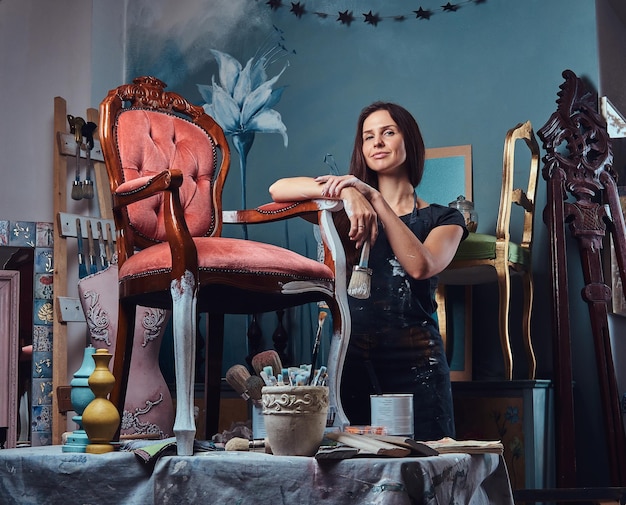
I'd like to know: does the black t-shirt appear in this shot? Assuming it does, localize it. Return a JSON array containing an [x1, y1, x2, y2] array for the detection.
[[349, 203, 467, 333]]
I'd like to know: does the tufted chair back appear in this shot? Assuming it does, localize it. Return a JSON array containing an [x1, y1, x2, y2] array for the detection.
[[101, 76, 230, 262], [116, 109, 218, 243]]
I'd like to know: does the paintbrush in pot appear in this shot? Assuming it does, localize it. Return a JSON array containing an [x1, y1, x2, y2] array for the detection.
[[347, 241, 372, 299], [306, 311, 328, 385], [251, 350, 283, 378], [245, 375, 266, 402], [225, 364, 252, 401]]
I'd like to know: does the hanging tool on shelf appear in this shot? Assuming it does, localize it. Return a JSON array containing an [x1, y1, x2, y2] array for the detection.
[[105, 222, 115, 265], [67, 115, 86, 200], [81, 121, 97, 200], [97, 221, 109, 269], [76, 218, 88, 279], [86, 220, 98, 275]]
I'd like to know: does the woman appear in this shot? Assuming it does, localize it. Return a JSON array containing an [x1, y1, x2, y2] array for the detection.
[[269, 101, 467, 440]]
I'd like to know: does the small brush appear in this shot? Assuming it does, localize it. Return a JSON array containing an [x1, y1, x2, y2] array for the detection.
[[251, 349, 283, 378], [311, 365, 327, 387], [81, 121, 97, 200], [347, 241, 372, 299], [225, 364, 252, 401], [68, 115, 85, 201], [245, 375, 266, 402], [306, 311, 327, 385]]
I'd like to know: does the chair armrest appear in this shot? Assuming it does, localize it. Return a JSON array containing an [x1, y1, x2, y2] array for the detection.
[[112, 168, 196, 279], [112, 169, 183, 209], [222, 200, 343, 225], [223, 199, 357, 272]]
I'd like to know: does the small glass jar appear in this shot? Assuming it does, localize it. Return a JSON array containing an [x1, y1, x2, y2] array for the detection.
[[449, 195, 478, 232]]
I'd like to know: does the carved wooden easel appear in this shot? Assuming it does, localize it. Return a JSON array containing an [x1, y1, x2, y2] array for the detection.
[[539, 69, 626, 488], [516, 69, 626, 505]]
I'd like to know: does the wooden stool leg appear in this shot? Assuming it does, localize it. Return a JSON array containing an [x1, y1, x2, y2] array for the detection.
[[495, 261, 513, 380]]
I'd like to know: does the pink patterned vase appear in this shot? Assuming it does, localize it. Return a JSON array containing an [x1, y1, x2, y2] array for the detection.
[[78, 265, 174, 439]]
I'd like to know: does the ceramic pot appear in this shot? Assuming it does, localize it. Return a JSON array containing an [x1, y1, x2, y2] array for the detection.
[[262, 385, 328, 456]]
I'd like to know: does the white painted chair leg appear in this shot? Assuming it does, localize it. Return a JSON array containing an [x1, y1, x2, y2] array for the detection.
[[317, 204, 352, 430], [326, 325, 350, 429], [170, 270, 197, 456]]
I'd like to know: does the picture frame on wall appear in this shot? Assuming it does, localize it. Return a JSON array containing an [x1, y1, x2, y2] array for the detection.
[[422, 145, 473, 381], [601, 97, 626, 315]]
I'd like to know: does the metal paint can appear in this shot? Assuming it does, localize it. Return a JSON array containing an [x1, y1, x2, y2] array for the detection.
[[252, 402, 266, 439], [370, 394, 414, 437]]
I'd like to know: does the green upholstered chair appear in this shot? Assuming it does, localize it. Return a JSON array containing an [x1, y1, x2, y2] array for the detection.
[[437, 121, 540, 380]]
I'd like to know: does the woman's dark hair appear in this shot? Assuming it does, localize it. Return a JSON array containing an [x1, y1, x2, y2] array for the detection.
[[348, 101, 425, 189]]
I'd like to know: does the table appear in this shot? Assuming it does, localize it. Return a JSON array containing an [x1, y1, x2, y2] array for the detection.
[[0, 445, 514, 504]]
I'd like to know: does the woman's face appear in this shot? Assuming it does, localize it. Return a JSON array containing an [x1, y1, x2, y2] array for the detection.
[[361, 109, 407, 176]]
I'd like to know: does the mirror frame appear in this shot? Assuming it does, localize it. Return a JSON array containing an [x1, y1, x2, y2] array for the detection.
[[0, 271, 19, 448]]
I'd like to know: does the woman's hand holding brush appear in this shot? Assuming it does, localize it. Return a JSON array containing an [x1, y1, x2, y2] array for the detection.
[[348, 241, 372, 299]]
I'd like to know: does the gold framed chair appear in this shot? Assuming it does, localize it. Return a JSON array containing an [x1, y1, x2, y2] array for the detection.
[[99, 76, 351, 455], [437, 121, 540, 380]]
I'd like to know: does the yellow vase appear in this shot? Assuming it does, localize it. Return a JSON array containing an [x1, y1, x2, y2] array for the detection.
[[82, 348, 120, 454]]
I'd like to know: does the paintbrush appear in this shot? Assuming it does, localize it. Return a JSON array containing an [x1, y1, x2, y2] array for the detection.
[[245, 375, 265, 402], [347, 241, 372, 299], [105, 223, 115, 264], [97, 222, 108, 269], [86, 220, 98, 274], [76, 219, 88, 279], [225, 364, 252, 401], [251, 350, 283, 378], [306, 311, 327, 385], [81, 121, 97, 200], [224, 437, 266, 451], [68, 115, 85, 200]]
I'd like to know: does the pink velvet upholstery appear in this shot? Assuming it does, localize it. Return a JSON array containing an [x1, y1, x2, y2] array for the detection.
[[119, 237, 333, 283], [116, 110, 217, 242]]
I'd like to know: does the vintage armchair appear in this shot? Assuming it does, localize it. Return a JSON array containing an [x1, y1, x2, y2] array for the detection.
[[436, 121, 540, 380], [98, 76, 351, 455]]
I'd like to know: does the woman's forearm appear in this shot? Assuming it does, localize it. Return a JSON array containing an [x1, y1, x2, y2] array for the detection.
[[368, 192, 462, 279], [270, 176, 378, 248], [268, 177, 325, 202]]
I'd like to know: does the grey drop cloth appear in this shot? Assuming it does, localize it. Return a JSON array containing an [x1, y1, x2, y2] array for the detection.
[[0, 445, 514, 505]]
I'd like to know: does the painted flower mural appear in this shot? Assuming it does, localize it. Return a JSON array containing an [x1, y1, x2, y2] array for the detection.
[[197, 34, 290, 238]]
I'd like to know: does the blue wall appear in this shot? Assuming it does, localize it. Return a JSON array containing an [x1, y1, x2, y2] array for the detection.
[[186, 0, 597, 380]]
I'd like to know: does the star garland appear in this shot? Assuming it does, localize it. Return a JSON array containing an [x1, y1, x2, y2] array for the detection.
[[261, 0, 486, 26]]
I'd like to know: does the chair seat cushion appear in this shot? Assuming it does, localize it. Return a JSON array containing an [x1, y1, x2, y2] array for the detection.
[[119, 236, 334, 283], [453, 232, 530, 265]]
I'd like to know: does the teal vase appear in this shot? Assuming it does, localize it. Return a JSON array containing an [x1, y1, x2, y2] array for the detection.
[[62, 345, 96, 453]]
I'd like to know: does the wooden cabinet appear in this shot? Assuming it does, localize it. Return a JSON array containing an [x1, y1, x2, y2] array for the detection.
[[453, 380, 554, 491]]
